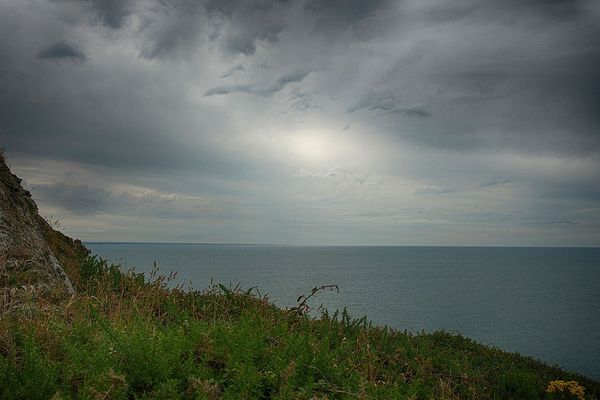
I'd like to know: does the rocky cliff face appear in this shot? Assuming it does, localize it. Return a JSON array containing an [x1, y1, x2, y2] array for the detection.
[[0, 152, 78, 312]]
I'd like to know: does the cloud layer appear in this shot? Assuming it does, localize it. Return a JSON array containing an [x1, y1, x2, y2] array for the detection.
[[1, 0, 599, 245]]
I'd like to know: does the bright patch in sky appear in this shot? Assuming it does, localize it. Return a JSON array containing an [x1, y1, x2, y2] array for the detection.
[[290, 133, 335, 163]]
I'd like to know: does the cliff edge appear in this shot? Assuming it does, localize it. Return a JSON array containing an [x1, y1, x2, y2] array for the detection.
[[0, 151, 86, 312]]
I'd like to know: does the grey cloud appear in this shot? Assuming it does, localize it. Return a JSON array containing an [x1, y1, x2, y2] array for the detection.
[[478, 179, 511, 188], [415, 0, 587, 25], [276, 71, 310, 86], [0, 67, 30, 79], [374, 4, 600, 155], [220, 63, 245, 78], [96, 0, 388, 59], [433, 69, 511, 104], [347, 92, 399, 113], [30, 182, 216, 218], [220, 20, 284, 56], [498, 0, 587, 21], [385, 106, 431, 118], [204, 0, 284, 17], [286, 88, 318, 111], [134, 0, 285, 59], [536, 180, 600, 203], [415, 187, 456, 195], [209, 0, 288, 56], [204, 71, 309, 97], [37, 41, 86, 62], [348, 92, 431, 117], [32, 183, 110, 213], [90, 0, 133, 29], [416, 179, 512, 195], [203, 83, 253, 97], [137, 1, 206, 59], [48, 0, 132, 29], [295, 167, 382, 187], [0, 68, 259, 179], [304, 0, 389, 27]]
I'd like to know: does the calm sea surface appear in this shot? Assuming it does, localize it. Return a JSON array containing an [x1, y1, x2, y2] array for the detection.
[[86, 243, 600, 379]]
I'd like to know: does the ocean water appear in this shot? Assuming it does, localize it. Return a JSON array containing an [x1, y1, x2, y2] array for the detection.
[[86, 243, 600, 380]]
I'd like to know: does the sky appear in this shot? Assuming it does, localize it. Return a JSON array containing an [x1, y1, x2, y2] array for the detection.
[[1, 0, 599, 246]]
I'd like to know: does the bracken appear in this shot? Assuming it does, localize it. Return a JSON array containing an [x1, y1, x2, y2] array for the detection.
[[546, 380, 586, 400]]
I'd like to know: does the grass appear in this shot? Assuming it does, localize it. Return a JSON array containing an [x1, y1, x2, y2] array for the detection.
[[1, 253, 598, 399]]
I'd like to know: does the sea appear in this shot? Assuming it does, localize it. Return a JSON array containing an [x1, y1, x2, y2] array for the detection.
[[86, 243, 600, 380]]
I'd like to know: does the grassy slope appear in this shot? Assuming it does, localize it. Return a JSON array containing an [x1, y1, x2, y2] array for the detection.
[[0, 254, 598, 400]]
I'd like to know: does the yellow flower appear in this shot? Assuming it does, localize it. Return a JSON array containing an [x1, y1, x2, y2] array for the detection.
[[546, 380, 585, 400]]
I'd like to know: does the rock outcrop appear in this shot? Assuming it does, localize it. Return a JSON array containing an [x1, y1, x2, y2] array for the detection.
[[0, 152, 76, 312]]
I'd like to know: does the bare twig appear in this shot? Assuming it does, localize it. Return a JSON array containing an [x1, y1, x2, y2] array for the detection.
[[293, 284, 339, 315]]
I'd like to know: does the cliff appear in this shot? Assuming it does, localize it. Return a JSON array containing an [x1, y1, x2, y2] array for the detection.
[[0, 151, 86, 312]]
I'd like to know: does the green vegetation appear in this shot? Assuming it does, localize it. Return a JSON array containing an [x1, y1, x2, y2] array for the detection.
[[1, 255, 598, 399]]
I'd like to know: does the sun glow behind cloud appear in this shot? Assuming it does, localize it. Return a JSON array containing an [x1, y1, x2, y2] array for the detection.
[[290, 132, 334, 163], [283, 126, 370, 168]]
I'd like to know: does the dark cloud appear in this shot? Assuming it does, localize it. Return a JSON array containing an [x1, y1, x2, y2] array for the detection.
[[304, 0, 389, 27], [31, 182, 112, 213], [207, 0, 288, 56], [0, 71, 257, 178], [37, 41, 86, 62], [385, 106, 431, 118], [204, 71, 310, 97], [137, 1, 206, 59], [127, 0, 388, 59], [220, 22, 283, 55], [415, 187, 456, 195], [367, 2, 600, 155], [478, 179, 511, 188], [134, 0, 288, 59], [30, 182, 215, 218], [90, 0, 133, 29], [415, 0, 587, 25], [348, 92, 431, 117], [52, 0, 133, 29], [204, 0, 284, 17]]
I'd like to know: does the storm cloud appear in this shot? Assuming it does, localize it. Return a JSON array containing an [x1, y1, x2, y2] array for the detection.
[[37, 41, 86, 62], [0, 0, 598, 245]]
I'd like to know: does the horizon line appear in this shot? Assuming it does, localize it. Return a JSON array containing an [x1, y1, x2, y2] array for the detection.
[[84, 241, 600, 249]]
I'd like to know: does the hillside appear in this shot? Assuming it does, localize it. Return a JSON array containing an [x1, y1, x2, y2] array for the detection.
[[0, 151, 83, 312]]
